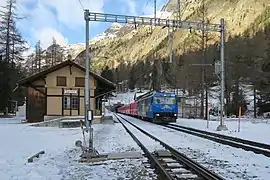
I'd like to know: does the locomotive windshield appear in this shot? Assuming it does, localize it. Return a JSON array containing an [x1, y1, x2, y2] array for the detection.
[[153, 96, 176, 104]]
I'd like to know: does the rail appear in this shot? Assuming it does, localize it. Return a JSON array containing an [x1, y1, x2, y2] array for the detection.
[[164, 124, 270, 157], [114, 113, 224, 180], [113, 113, 174, 180]]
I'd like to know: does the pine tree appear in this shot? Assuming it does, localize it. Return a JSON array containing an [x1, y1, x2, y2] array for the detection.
[[128, 66, 136, 90], [258, 23, 270, 114], [35, 40, 42, 72], [0, 0, 27, 63], [0, 0, 27, 113], [191, 0, 216, 119], [134, 61, 146, 90], [152, 60, 159, 90], [45, 37, 64, 67], [101, 66, 114, 83], [24, 53, 36, 74], [51, 37, 57, 66], [228, 88, 247, 116]]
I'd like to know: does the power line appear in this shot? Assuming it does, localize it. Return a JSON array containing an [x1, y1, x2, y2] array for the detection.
[[142, 0, 151, 15], [77, 0, 85, 10], [143, 0, 170, 19], [154, 0, 156, 25], [159, 0, 170, 19]]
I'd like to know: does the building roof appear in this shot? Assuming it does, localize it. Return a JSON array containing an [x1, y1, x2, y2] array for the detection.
[[17, 60, 116, 90]]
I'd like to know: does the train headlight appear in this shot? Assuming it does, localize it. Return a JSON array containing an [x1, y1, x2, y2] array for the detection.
[[174, 114, 177, 116], [156, 114, 160, 116]]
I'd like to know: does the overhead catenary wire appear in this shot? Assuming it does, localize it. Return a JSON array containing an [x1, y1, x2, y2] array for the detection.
[[158, 0, 170, 19], [142, 0, 151, 15], [77, 0, 85, 11]]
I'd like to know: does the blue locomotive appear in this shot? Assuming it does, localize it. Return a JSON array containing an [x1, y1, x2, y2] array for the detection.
[[118, 90, 178, 123]]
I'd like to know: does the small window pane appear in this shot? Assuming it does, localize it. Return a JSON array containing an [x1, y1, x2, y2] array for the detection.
[[63, 96, 70, 109], [71, 97, 79, 109], [63, 96, 79, 109], [75, 77, 84, 87], [57, 76, 66, 86], [153, 97, 176, 104]]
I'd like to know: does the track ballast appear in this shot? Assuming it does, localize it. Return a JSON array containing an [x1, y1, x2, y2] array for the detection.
[[162, 123, 270, 158], [114, 113, 224, 180]]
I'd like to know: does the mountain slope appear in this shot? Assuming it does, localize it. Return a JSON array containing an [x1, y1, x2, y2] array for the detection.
[[33, 0, 269, 73], [71, 0, 269, 72]]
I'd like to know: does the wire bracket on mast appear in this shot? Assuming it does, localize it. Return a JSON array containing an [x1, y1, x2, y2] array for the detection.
[[87, 12, 221, 32]]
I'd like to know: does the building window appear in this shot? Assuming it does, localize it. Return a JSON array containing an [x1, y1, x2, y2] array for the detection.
[[63, 96, 79, 109], [75, 77, 85, 87], [57, 76, 67, 86], [63, 96, 70, 109], [71, 97, 79, 109]]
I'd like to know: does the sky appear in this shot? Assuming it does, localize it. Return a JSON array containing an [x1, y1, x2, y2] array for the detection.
[[0, 0, 168, 52]]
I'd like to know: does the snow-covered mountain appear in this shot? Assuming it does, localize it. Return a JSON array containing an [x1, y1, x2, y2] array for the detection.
[[57, 22, 130, 59], [23, 23, 127, 71], [89, 23, 122, 45]]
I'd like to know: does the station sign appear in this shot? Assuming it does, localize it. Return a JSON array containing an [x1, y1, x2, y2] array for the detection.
[[64, 89, 78, 94]]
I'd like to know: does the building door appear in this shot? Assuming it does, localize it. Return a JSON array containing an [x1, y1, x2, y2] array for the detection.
[[63, 94, 80, 116], [27, 87, 46, 123]]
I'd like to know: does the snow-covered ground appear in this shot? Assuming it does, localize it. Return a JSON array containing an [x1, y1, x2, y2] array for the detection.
[[118, 114, 270, 180], [0, 116, 153, 180], [175, 118, 270, 145], [2, 113, 270, 179], [2, 89, 270, 180]]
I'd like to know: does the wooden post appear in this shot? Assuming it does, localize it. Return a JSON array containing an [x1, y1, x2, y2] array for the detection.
[[238, 106, 241, 132], [5, 107, 8, 115], [206, 104, 210, 128]]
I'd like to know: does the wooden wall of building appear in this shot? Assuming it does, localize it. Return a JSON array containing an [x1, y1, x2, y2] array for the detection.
[[26, 87, 46, 123]]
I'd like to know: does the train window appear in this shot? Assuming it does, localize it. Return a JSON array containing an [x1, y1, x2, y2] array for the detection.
[[153, 97, 176, 104]]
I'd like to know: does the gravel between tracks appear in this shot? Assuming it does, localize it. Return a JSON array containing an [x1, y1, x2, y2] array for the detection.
[[119, 114, 270, 180]]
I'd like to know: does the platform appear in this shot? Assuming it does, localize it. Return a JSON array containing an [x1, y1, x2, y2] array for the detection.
[[78, 151, 143, 163], [60, 119, 82, 128], [102, 115, 115, 124], [31, 116, 105, 128]]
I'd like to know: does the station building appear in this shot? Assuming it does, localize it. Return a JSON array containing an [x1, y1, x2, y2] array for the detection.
[[17, 60, 115, 123]]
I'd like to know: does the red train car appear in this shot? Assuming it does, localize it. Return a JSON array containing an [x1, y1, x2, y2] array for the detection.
[[118, 104, 130, 115], [118, 101, 138, 117], [130, 101, 138, 116]]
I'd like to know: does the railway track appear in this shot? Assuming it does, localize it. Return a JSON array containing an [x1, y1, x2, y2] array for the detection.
[[114, 113, 224, 180], [163, 123, 270, 157]]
